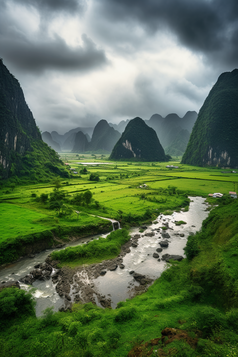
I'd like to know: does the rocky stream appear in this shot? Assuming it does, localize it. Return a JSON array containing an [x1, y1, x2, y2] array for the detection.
[[0, 197, 209, 316]]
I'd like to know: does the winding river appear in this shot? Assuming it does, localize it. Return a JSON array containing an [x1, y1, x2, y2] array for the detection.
[[0, 197, 209, 316]]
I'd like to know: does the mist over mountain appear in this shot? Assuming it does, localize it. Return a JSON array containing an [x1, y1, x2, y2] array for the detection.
[[42, 131, 61, 152], [110, 117, 166, 161], [109, 111, 197, 156], [88, 119, 121, 152], [50, 127, 93, 151], [0, 60, 68, 180], [72, 131, 89, 153], [182, 69, 238, 168]]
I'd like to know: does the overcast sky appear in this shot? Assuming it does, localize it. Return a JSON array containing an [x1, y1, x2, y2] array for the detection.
[[1, 0, 237, 133]]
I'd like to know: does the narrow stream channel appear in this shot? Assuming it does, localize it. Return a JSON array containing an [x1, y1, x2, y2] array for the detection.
[[0, 197, 209, 316]]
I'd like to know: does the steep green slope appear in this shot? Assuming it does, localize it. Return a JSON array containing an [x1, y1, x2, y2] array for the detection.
[[110, 117, 166, 161], [182, 69, 238, 167], [0, 60, 68, 181]]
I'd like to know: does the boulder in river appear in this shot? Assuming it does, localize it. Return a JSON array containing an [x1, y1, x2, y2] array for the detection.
[[0, 281, 20, 291], [156, 248, 163, 253], [153, 253, 160, 258], [145, 232, 155, 237], [162, 232, 170, 238], [109, 264, 118, 271], [159, 240, 169, 248], [162, 254, 184, 262], [131, 242, 138, 248]]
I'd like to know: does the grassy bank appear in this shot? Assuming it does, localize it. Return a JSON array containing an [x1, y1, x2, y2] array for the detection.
[[51, 229, 130, 268], [1, 198, 238, 356]]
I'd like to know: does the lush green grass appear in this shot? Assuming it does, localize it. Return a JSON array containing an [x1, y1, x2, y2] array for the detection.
[[1, 159, 237, 263], [1, 199, 238, 356], [0, 203, 53, 242], [51, 229, 130, 268]]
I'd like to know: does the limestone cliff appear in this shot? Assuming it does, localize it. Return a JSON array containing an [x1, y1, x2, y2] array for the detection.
[[182, 69, 238, 167], [0, 60, 68, 180]]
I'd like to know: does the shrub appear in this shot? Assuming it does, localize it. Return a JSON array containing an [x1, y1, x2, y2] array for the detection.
[[192, 306, 227, 336], [184, 234, 200, 261], [0, 288, 35, 323], [114, 307, 137, 323]]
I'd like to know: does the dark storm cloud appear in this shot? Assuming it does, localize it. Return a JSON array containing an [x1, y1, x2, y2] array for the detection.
[[95, 0, 238, 66], [0, 27, 109, 73], [8, 0, 86, 15]]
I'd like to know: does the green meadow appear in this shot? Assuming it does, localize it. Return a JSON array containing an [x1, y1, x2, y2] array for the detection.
[[1, 155, 238, 263]]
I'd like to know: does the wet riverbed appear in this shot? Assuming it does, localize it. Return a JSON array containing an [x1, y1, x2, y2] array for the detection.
[[0, 197, 209, 316]]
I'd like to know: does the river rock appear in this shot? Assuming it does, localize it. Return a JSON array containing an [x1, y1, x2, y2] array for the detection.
[[129, 270, 135, 275], [119, 264, 125, 269], [109, 264, 118, 271], [162, 232, 170, 238], [159, 240, 169, 248], [180, 233, 185, 237], [156, 248, 163, 253], [32, 269, 42, 278], [41, 270, 51, 279], [0, 281, 20, 291], [133, 272, 146, 282], [65, 293, 71, 301], [145, 232, 155, 237], [162, 254, 184, 262], [100, 270, 107, 276], [132, 242, 138, 248], [140, 226, 147, 230], [20, 274, 34, 285], [153, 253, 159, 258]]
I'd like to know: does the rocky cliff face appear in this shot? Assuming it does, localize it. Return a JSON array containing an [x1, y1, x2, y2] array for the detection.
[[0, 60, 41, 178], [110, 117, 166, 161], [182, 69, 238, 168], [0, 60, 68, 180]]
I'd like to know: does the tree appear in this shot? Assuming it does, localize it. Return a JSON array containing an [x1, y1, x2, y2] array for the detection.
[[83, 190, 93, 206], [80, 167, 88, 174], [40, 193, 48, 204], [89, 173, 99, 181], [51, 177, 62, 190]]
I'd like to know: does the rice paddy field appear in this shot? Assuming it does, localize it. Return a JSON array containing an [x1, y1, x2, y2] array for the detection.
[[1, 153, 238, 244]]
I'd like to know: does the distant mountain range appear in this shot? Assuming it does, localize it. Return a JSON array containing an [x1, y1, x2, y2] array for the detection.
[[43, 111, 197, 157], [182, 69, 238, 168]]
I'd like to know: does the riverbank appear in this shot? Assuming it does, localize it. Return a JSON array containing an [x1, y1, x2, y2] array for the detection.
[[4, 196, 209, 315], [1, 197, 238, 356], [0, 218, 113, 267]]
